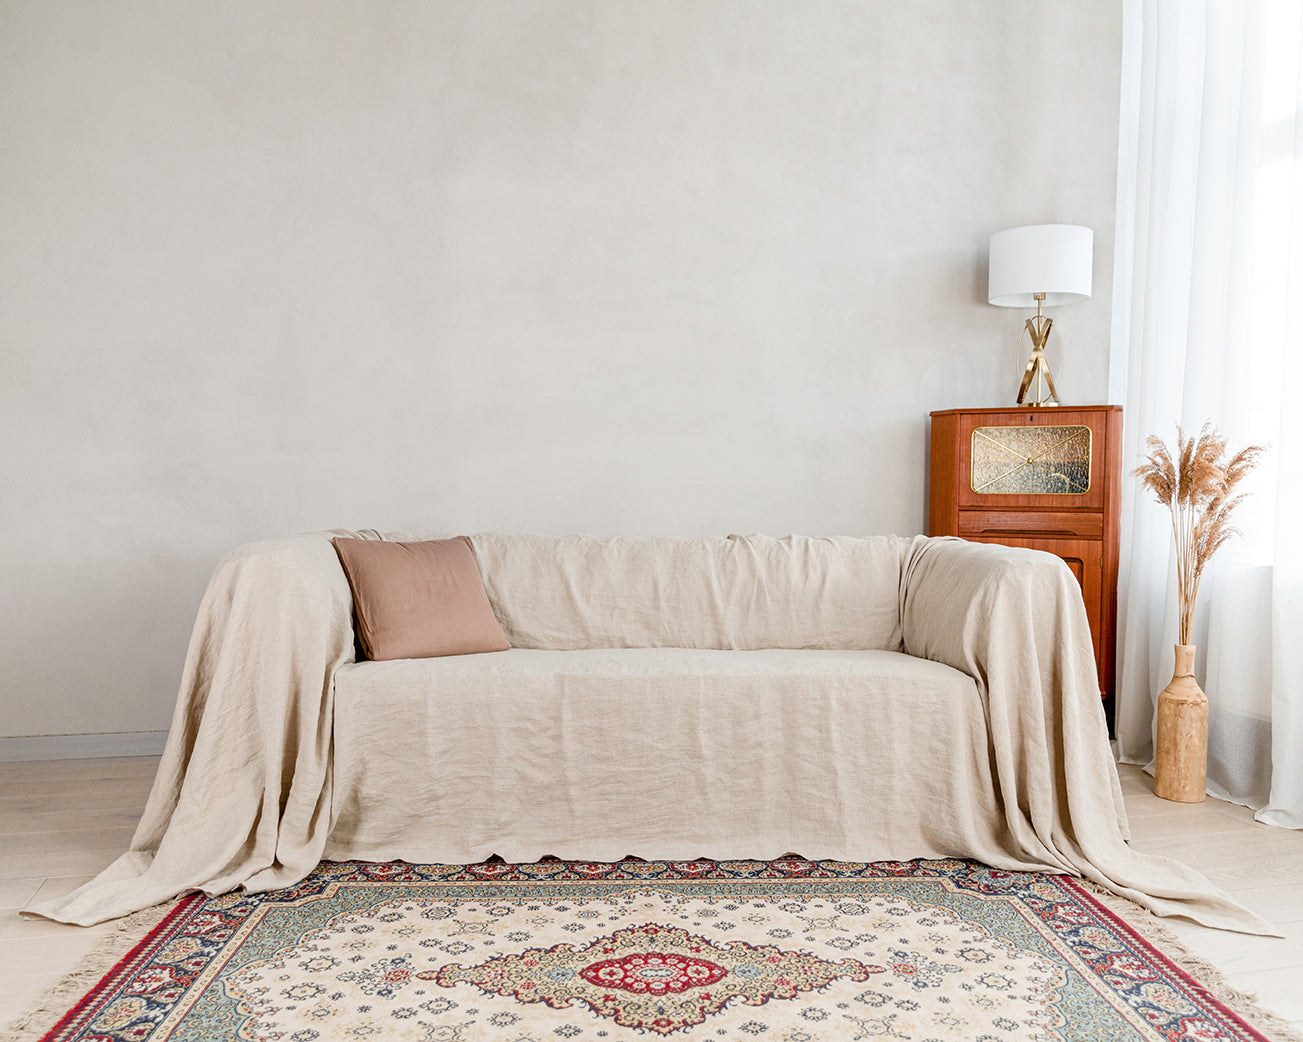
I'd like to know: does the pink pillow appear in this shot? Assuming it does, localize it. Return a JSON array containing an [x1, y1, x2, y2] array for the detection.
[[331, 537, 510, 660]]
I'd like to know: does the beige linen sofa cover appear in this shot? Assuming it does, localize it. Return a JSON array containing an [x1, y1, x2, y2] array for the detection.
[[26, 532, 1274, 934]]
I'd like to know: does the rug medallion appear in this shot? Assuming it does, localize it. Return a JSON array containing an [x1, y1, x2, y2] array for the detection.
[[32, 858, 1276, 1041]]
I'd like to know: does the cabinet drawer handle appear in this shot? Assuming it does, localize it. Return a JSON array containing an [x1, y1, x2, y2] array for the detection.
[[980, 528, 1077, 537]]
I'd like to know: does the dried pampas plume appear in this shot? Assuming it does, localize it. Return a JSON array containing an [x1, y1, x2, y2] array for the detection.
[[1133, 423, 1263, 645]]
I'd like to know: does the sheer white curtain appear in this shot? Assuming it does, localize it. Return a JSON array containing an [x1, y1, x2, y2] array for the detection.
[[1112, 0, 1303, 827]]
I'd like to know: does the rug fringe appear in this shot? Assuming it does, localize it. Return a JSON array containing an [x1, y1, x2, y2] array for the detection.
[[1080, 882, 1303, 1042], [0, 902, 176, 1042]]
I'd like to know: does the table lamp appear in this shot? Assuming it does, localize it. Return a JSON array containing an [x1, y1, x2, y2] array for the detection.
[[988, 224, 1093, 406]]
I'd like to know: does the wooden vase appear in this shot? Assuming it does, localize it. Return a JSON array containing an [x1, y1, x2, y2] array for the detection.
[[1154, 644, 1209, 803]]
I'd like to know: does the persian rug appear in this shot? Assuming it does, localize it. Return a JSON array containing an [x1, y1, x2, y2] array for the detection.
[[6, 858, 1298, 1042]]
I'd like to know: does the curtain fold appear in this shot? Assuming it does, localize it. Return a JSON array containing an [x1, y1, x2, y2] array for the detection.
[[1112, 0, 1302, 827]]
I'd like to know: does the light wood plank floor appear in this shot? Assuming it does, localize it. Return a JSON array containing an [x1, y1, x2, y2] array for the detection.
[[1, 758, 1301, 1033]]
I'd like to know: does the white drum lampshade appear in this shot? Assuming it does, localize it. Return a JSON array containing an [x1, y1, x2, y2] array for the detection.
[[987, 224, 1093, 405], [988, 224, 1093, 306]]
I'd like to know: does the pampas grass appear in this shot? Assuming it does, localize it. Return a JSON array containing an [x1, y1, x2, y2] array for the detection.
[[1134, 423, 1263, 645]]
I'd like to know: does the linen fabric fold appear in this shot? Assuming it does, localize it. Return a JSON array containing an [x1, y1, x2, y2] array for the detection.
[[24, 531, 1275, 936], [898, 538, 1274, 934], [24, 533, 357, 927]]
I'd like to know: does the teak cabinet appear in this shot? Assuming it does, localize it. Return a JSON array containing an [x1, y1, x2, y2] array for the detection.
[[928, 405, 1123, 700]]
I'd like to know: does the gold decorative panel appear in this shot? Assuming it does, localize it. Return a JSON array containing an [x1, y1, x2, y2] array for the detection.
[[970, 425, 1092, 495]]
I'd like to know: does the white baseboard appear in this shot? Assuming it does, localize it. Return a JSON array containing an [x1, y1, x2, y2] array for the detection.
[[0, 731, 169, 762]]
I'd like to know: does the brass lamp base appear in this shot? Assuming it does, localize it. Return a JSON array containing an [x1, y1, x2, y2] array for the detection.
[[1016, 293, 1059, 406]]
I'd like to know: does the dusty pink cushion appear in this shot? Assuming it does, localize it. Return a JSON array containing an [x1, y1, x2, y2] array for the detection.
[[331, 537, 510, 660]]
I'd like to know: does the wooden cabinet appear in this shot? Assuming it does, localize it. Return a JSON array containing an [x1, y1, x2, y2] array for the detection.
[[928, 405, 1123, 700]]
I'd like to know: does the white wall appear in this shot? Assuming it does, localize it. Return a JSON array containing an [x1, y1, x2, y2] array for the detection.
[[0, 1, 1122, 750]]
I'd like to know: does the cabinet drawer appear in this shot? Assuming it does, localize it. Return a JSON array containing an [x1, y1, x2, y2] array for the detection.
[[958, 510, 1103, 538]]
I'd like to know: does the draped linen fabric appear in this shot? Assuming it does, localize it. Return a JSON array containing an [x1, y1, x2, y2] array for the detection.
[[472, 532, 905, 652], [1112, 0, 1303, 826], [24, 531, 1272, 935], [327, 647, 995, 864]]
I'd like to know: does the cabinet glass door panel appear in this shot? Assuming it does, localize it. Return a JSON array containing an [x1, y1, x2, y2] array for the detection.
[[969, 424, 1092, 495]]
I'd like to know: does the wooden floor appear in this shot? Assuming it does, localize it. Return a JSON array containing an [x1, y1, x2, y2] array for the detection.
[[1, 758, 1302, 1034]]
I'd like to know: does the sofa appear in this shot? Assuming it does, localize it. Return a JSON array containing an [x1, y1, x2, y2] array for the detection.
[[27, 531, 1271, 934]]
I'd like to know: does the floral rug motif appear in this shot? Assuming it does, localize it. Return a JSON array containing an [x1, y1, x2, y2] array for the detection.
[[28, 858, 1280, 1041], [423, 917, 880, 1034]]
